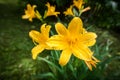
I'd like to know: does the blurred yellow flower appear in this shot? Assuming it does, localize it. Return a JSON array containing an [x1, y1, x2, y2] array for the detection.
[[47, 17, 98, 68], [64, 5, 74, 16], [29, 24, 51, 59], [44, 2, 60, 18], [73, 0, 84, 10], [22, 4, 36, 22]]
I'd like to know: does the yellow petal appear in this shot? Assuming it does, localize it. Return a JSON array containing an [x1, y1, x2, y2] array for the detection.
[[27, 4, 36, 10], [85, 56, 100, 70], [54, 12, 60, 17], [32, 45, 45, 59], [85, 61, 92, 71], [85, 39, 96, 47], [59, 49, 72, 66], [83, 32, 97, 40], [90, 61, 97, 68], [41, 24, 51, 38], [92, 56, 100, 62], [47, 35, 67, 50], [72, 44, 92, 61], [35, 10, 42, 19], [82, 32, 97, 46], [32, 5, 37, 9], [46, 2, 50, 8], [29, 17, 33, 22], [68, 17, 83, 35], [27, 4, 32, 10], [78, 44, 93, 56], [55, 23, 68, 36], [22, 15, 29, 19], [29, 30, 43, 43], [82, 28, 87, 34]]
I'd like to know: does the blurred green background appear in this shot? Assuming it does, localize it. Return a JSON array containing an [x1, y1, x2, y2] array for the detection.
[[0, 0, 120, 80]]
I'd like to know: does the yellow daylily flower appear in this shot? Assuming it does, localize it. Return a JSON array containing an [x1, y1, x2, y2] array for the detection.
[[22, 4, 36, 22], [29, 24, 51, 59], [63, 5, 74, 16], [47, 17, 98, 69], [43, 2, 60, 18], [73, 0, 84, 10]]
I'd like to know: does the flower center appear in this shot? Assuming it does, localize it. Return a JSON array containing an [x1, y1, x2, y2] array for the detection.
[[67, 38, 78, 47]]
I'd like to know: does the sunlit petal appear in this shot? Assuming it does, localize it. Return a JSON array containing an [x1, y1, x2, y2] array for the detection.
[[47, 35, 67, 50], [72, 44, 92, 61], [41, 24, 51, 38], [22, 15, 29, 19], [59, 49, 72, 66], [83, 32, 97, 40], [92, 56, 100, 62], [29, 17, 33, 22], [46, 2, 50, 8], [81, 32, 97, 46], [32, 45, 45, 59], [85, 61, 92, 70], [27, 4, 31, 10], [55, 23, 68, 36], [68, 17, 83, 35], [78, 44, 93, 56], [85, 39, 96, 46], [29, 30, 42, 43], [32, 5, 37, 9]]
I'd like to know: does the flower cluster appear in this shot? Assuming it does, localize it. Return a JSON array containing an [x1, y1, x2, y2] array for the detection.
[[22, 0, 99, 70]]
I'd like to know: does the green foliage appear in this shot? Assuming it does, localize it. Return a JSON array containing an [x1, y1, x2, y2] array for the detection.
[[85, 0, 120, 29]]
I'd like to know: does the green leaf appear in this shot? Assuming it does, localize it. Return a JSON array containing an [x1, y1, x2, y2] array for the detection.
[[33, 72, 56, 79], [37, 57, 62, 73]]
